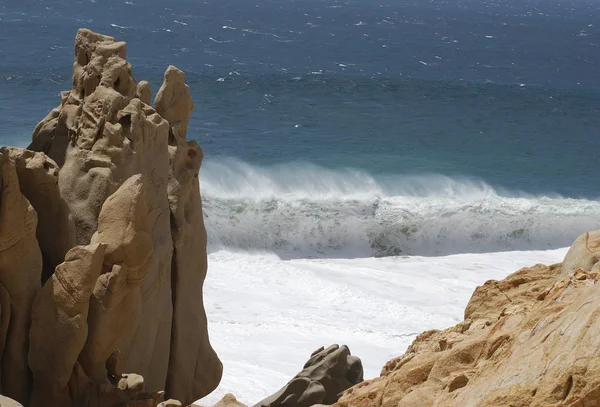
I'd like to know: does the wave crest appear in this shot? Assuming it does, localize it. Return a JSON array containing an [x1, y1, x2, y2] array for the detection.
[[201, 158, 600, 258]]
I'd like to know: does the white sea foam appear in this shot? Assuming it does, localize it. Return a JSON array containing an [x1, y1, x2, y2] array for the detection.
[[199, 247, 568, 406], [201, 158, 600, 258]]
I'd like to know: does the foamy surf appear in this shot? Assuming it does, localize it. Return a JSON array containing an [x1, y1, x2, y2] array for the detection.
[[199, 247, 568, 406], [201, 158, 600, 258]]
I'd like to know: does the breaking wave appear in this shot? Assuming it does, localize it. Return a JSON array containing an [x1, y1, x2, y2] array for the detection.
[[201, 158, 600, 258]]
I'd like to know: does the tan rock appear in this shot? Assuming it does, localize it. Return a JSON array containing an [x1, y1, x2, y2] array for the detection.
[[212, 393, 248, 407], [1, 27, 222, 405], [136, 81, 152, 105], [1, 147, 76, 282], [30, 28, 175, 394], [0, 395, 24, 407], [562, 230, 600, 276], [334, 241, 600, 407], [0, 151, 42, 403], [79, 174, 154, 383], [157, 66, 222, 403], [28, 243, 105, 407]]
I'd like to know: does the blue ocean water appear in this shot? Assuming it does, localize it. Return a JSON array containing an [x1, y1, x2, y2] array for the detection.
[[1, 0, 599, 256]]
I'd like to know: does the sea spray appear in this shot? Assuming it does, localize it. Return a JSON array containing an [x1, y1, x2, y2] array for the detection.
[[201, 158, 600, 258]]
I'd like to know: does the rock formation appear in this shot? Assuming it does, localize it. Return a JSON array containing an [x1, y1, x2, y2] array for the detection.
[[331, 231, 600, 407], [254, 345, 364, 407], [0, 28, 221, 406]]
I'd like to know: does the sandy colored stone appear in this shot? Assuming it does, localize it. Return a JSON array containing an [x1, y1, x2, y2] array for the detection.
[[0, 395, 24, 407], [0, 151, 42, 404], [157, 66, 222, 403], [1, 147, 76, 282], [28, 243, 105, 407], [562, 230, 600, 276], [211, 394, 248, 407], [79, 174, 154, 383], [254, 345, 363, 407], [136, 81, 152, 105], [334, 239, 600, 407], [29, 28, 175, 394], [0, 28, 222, 405]]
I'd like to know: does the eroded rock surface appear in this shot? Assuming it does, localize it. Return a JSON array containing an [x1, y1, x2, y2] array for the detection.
[[333, 233, 600, 407], [254, 345, 363, 407], [0, 150, 41, 403], [0, 28, 220, 406]]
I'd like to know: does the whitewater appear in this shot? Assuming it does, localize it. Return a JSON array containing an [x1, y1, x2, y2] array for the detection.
[[198, 158, 596, 406]]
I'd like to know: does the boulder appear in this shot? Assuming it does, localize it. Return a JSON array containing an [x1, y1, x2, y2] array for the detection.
[[562, 230, 600, 276], [0, 395, 24, 407], [254, 345, 363, 407], [212, 393, 248, 407]]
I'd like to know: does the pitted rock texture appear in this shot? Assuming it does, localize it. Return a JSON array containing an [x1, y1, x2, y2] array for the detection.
[[332, 232, 600, 407], [0, 28, 221, 406]]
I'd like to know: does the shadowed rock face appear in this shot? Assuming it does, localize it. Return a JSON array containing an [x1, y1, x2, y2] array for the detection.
[[254, 345, 364, 407], [0, 28, 221, 406], [331, 231, 600, 407]]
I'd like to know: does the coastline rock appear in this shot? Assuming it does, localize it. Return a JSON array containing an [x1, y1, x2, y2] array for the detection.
[[158, 66, 222, 402], [0, 395, 24, 407], [333, 238, 600, 407], [213, 394, 248, 407], [0, 28, 220, 406], [28, 243, 105, 407], [0, 151, 42, 403], [1, 147, 76, 282], [254, 345, 363, 407], [79, 174, 154, 384], [562, 230, 600, 276]]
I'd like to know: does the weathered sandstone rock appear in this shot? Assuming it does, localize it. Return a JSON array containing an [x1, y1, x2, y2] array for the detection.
[[562, 230, 600, 276], [333, 239, 600, 407], [28, 243, 105, 407], [0, 27, 221, 406], [157, 65, 222, 402], [254, 345, 363, 407], [1, 147, 76, 282], [212, 394, 248, 407], [0, 151, 42, 403], [0, 395, 24, 407]]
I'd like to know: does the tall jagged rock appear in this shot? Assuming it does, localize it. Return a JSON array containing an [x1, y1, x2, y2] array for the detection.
[[0, 28, 221, 406], [155, 66, 222, 402], [1, 147, 76, 282], [0, 151, 42, 403], [28, 243, 105, 407], [27, 28, 185, 398], [79, 174, 154, 384], [332, 233, 600, 407]]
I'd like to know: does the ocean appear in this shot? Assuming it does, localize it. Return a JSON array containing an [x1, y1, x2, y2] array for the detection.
[[0, 0, 599, 403]]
